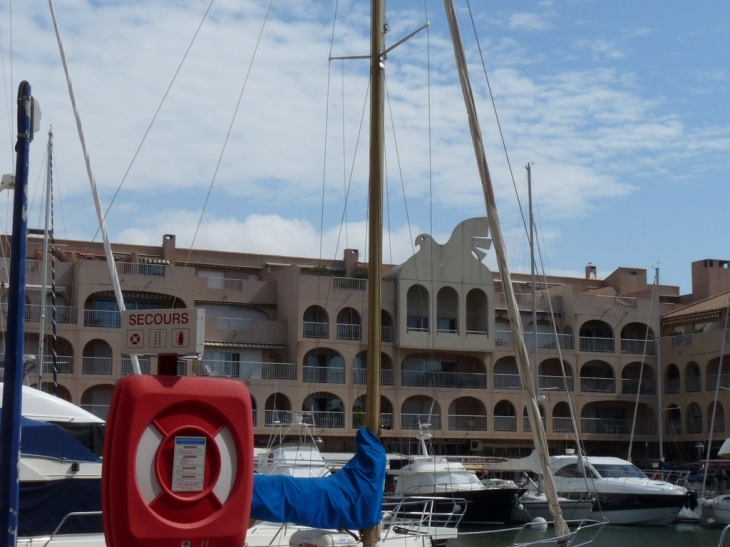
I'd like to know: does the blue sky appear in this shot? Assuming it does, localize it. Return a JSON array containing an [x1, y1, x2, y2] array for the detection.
[[0, 0, 728, 295]]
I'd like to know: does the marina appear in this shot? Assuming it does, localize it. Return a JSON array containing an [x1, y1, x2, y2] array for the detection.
[[0, 2, 729, 546]]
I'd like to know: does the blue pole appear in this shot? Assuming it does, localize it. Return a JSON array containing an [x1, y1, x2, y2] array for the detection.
[[0, 81, 34, 547]]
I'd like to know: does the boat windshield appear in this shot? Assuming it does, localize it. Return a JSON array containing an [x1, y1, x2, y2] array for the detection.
[[592, 463, 647, 479]]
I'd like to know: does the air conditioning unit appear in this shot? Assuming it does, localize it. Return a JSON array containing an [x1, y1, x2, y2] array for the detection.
[[469, 439, 483, 452]]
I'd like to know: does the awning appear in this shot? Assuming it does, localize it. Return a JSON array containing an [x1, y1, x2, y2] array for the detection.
[[204, 341, 286, 350], [663, 312, 721, 326], [195, 299, 276, 309]]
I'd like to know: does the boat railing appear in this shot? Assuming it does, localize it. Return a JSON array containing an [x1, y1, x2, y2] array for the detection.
[[719, 523, 730, 547], [510, 519, 607, 547], [381, 496, 464, 539], [43, 510, 103, 541]]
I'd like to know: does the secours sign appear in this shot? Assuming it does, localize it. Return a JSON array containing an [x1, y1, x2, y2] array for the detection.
[[121, 308, 205, 355]]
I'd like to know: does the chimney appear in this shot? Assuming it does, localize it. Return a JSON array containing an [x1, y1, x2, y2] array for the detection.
[[163, 234, 176, 263], [344, 249, 359, 277], [586, 264, 597, 280]]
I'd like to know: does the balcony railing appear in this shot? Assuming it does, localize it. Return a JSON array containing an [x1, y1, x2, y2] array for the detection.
[[116, 261, 166, 277], [538, 375, 574, 391], [336, 323, 362, 341], [406, 316, 428, 333], [665, 378, 680, 394], [686, 376, 702, 392], [382, 326, 394, 343], [121, 357, 152, 375], [494, 331, 574, 350], [621, 338, 655, 355], [353, 412, 394, 429], [494, 416, 517, 432], [194, 361, 299, 380], [524, 331, 573, 350], [552, 417, 575, 433], [8, 304, 77, 323], [303, 366, 345, 384], [687, 418, 703, 434], [401, 414, 441, 430], [41, 356, 74, 374], [522, 416, 546, 432], [493, 373, 522, 390], [448, 414, 487, 431], [84, 310, 121, 328], [713, 416, 726, 433], [216, 317, 253, 331], [621, 378, 656, 395], [333, 277, 366, 291], [580, 418, 656, 435], [352, 368, 394, 385], [580, 377, 615, 393], [707, 374, 730, 391], [401, 370, 486, 389], [82, 356, 113, 375], [198, 361, 239, 377], [670, 334, 692, 347], [264, 410, 292, 426], [303, 321, 328, 339], [308, 411, 345, 429], [579, 336, 614, 353], [204, 277, 245, 290], [665, 419, 681, 435]]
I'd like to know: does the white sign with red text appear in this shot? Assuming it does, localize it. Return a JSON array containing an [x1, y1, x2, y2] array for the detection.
[[121, 308, 205, 355]]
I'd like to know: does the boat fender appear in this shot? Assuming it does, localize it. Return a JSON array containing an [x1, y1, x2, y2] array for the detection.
[[530, 517, 548, 531]]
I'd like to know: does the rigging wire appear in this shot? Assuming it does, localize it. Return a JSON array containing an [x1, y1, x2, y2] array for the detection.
[[174, 0, 274, 303], [90, 0, 216, 249]]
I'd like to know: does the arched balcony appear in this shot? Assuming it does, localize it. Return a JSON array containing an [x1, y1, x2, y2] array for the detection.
[[303, 349, 345, 384], [303, 392, 345, 429], [436, 287, 458, 334], [265, 393, 292, 426], [465, 288, 488, 335], [493, 400, 516, 432], [620, 322, 655, 355], [665, 364, 680, 394], [621, 362, 656, 395], [401, 396, 440, 430], [685, 362, 701, 392], [353, 395, 394, 430], [406, 285, 429, 333], [82, 340, 113, 376], [353, 352, 394, 385], [448, 397, 487, 431], [579, 320, 614, 353], [303, 305, 329, 339], [580, 360, 615, 393], [336, 307, 361, 341]]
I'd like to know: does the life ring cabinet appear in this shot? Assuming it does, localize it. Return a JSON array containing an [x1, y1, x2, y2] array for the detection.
[[102, 374, 253, 547]]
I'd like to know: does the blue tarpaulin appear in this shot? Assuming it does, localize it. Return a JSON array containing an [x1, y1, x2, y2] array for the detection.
[[0, 409, 99, 462], [251, 428, 385, 529]]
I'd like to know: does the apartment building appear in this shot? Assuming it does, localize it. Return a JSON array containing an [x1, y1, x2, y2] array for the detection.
[[3, 218, 728, 464]]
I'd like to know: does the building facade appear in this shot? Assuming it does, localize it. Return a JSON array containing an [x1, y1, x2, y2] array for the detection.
[[3, 219, 729, 464]]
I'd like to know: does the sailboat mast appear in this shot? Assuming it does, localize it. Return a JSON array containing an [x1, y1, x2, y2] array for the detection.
[[37, 130, 53, 389], [528, 164, 539, 396], [363, 1, 385, 545], [655, 267, 664, 462], [442, 1, 569, 536]]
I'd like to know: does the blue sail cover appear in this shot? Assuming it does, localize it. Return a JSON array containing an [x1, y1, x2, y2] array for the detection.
[[0, 410, 99, 462], [251, 428, 385, 529]]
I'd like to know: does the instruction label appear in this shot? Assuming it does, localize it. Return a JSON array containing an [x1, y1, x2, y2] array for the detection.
[[172, 436, 206, 492]]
